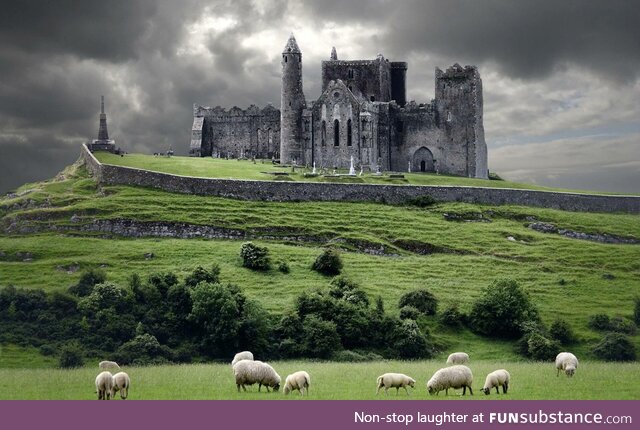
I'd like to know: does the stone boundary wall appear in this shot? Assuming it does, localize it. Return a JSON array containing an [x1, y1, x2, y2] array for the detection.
[[80, 145, 640, 213]]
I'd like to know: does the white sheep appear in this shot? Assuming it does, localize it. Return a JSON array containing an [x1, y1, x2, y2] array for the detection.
[[482, 369, 510, 395], [98, 360, 120, 371], [95, 371, 113, 400], [231, 351, 254, 366], [233, 360, 281, 392], [446, 352, 470, 365], [283, 371, 310, 396], [376, 373, 416, 396], [556, 352, 579, 377], [427, 365, 473, 396], [110, 371, 130, 399]]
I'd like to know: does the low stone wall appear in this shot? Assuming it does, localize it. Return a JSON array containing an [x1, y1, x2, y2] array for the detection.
[[80, 145, 640, 213]]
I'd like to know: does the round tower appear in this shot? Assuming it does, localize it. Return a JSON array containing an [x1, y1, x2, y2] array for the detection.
[[280, 33, 306, 164]]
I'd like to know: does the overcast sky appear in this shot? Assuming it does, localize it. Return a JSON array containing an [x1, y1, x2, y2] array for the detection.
[[1, 0, 639, 193]]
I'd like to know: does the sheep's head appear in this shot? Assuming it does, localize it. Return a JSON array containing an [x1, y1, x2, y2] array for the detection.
[[273, 382, 281, 391], [565, 367, 575, 377], [283, 385, 290, 395], [427, 384, 436, 395], [408, 378, 416, 388], [482, 387, 491, 395]]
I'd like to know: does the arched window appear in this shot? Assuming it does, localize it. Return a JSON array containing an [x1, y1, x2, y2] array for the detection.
[[284, 56, 288, 63], [347, 119, 352, 146], [321, 121, 326, 146], [370, 96, 375, 102], [447, 111, 452, 122], [348, 69, 354, 79], [334, 119, 340, 146]]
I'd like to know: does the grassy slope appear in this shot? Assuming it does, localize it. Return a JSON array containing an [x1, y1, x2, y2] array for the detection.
[[0, 360, 638, 400], [94, 152, 635, 195], [0, 162, 639, 363]]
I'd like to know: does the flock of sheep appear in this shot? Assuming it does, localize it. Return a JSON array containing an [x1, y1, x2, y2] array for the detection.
[[377, 351, 579, 397], [94, 361, 130, 400], [93, 351, 579, 399]]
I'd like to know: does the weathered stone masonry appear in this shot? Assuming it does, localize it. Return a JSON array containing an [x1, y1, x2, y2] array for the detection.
[[81, 145, 640, 213]]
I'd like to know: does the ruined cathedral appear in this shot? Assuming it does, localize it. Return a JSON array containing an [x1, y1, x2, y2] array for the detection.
[[190, 34, 488, 178]]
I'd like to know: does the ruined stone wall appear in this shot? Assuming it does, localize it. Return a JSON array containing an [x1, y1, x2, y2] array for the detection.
[[435, 65, 488, 178], [390, 102, 442, 172], [191, 105, 280, 159], [81, 145, 640, 213], [321, 58, 392, 102]]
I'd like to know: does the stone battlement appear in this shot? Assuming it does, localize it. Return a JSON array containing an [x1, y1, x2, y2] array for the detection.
[[193, 103, 279, 118]]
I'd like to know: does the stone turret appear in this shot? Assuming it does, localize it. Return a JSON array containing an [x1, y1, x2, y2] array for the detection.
[[280, 33, 306, 164], [330, 46, 337, 60], [97, 96, 109, 140]]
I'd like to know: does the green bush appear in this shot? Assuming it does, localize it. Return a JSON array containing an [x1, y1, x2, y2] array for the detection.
[[239, 242, 271, 271], [609, 316, 637, 335], [439, 303, 465, 329], [398, 289, 438, 316], [312, 248, 343, 276], [58, 342, 84, 368], [634, 297, 640, 326], [329, 276, 369, 307], [526, 333, 561, 360], [302, 315, 342, 358], [332, 350, 383, 362], [68, 268, 106, 297], [405, 195, 436, 208], [39, 344, 57, 356], [592, 332, 637, 361], [469, 279, 539, 338], [391, 319, 433, 359], [399, 306, 420, 320], [115, 333, 174, 365], [588, 313, 611, 331], [185, 264, 221, 288], [277, 261, 290, 274], [549, 318, 577, 345]]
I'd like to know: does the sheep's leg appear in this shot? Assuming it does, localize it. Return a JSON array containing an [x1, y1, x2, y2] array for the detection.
[[462, 386, 466, 396], [503, 383, 508, 394], [404, 386, 410, 396], [445, 388, 449, 396], [468, 385, 473, 396], [556, 368, 560, 377], [495, 386, 499, 394], [396, 387, 399, 395]]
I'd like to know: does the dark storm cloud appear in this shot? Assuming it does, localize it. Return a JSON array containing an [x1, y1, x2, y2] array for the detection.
[[306, 0, 640, 80], [0, 0, 157, 62]]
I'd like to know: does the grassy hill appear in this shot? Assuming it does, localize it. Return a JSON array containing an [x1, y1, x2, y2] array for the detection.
[[0, 159, 639, 369]]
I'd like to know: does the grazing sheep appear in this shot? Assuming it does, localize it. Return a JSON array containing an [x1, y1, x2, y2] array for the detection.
[[95, 371, 113, 400], [110, 372, 130, 400], [446, 352, 470, 365], [427, 365, 473, 396], [283, 371, 311, 396], [556, 352, 579, 377], [98, 360, 120, 371], [233, 360, 281, 392], [482, 369, 510, 395], [376, 373, 416, 396], [231, 351, 254, 366]]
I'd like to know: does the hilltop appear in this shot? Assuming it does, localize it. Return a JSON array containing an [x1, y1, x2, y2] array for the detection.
[[0, 157, 639, 367]]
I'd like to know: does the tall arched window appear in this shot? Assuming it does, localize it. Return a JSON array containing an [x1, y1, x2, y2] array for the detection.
[[321, 121, 326, 146], [334, 119, 340, 146], [347, 119, 352, 146]]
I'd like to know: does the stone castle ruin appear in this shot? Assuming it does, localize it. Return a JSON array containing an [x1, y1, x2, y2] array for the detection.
[[190, 34, 488, 178]]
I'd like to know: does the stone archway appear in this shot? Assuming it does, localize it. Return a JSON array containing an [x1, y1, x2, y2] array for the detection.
[[412, 147, 435, 173]]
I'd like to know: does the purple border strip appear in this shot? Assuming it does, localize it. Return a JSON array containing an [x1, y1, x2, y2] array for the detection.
[[1, 400, 637, 430]]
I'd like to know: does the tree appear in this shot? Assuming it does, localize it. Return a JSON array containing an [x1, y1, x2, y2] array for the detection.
[[239, 242, 271, 271], [59, 342, 84, 368], [68, 268, 107, 297], [312, 248, 343, 276], [469, 279, 539, 338], [592, 333, 637, 361], [302, 315, 342, 358], [398, 289, 438, 316], [185, 265, 221, 288], [392, 319, 433, 359]]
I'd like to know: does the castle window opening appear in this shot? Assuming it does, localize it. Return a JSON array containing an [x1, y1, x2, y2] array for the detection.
[[370, 96, 375, 102], [284, 56, 287, 63], [321, 121, 326, 146], [348, 69, 354, 79], [396, 121, 403, 133], [447, 111, 452, 122], [334, 119, 340, 146], [347, 119, 352, 146]]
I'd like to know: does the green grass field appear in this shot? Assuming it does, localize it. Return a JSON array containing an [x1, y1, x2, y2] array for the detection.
[[0, 359, 637, 400], [93, 152, 634, 195], [1, 162, 639, 362]]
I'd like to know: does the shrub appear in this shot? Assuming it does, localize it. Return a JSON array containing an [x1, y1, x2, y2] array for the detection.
[[302, 315, 342, 358], [115, 333, 174, 365], [58, 342, 84, 368], [332, 350, 383, 362], [526, 333, 561, 360], [469, 278, 539, 338], [329, 276, 369, 307], [398, 289, 438, 316], [399, 306, 420, 320], [39, 344, 57, 356], [239, 242, 271, 271], [391, 319, 433, 359], [439, 303, 465, 329], [588, 313, 611, 331], [184, 264, 221, 288], [592, 332, 637, 361], [277, 261, 290, 274], [68, 268, 106, 297], [549, 318, 576, 345], [609, 316, 637, 335], [312, 248, 343, 276], [634, 297, 640, 326]]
